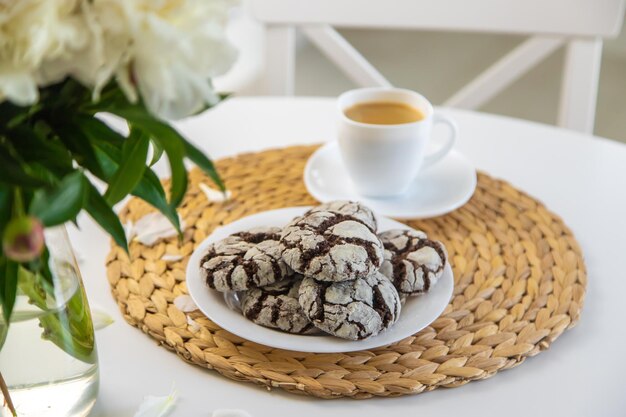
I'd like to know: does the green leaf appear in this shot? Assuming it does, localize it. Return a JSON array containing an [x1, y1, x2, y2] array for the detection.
[[0, 186, 13, 237], [92, 142, 181, 232], [78, 80, 127, 114], [0, 145, 48, 188], [37, 78, 90, 112], [0, 101, 44, 133], [0, 101, 29, 127], [89, 92, 225, 205], [182, 138, 224, 191], [107, 107, 188, 208], [30, 171, 87, 227], [134, 169, 181, 233], [153, 132, 187, 208], [84, 181, 128, 252], [0, 258, 19, 323], [75, 116, 124, 149], [56, 79, 87, 107], [103, 127, 149, 205], [21, 162, 63, 186], [51, 122, 106, 179], [149, 139, 164, 166], [4, 124, 73, 177]]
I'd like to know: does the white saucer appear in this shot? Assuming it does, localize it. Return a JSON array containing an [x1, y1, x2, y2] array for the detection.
[[304, 142, 477, 219], [186, 207, 454, 353]]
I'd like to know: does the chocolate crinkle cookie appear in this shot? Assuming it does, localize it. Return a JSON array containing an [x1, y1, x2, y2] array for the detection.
[[280, 201, 384, 282], [298, 271, 401, 340], [199, 227, 291, 292], [378, 229, 447, 296], [241, 276, 317, 334], [304, 201, 378, 232]]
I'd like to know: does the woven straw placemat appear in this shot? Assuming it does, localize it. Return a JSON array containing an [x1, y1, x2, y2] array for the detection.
[[106, 145, 586, 399]]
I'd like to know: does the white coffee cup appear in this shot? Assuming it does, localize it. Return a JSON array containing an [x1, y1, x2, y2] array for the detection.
[[337, 87, 457, 198]]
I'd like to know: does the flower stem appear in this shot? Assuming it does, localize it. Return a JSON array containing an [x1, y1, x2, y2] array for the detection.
[[12, 188, 24, 217], [18, 264, 96, 364], [0, 371, 17, 417]]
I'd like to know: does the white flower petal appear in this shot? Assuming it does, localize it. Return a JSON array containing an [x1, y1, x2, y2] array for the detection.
[[186, 316, 201, 332], [173, 295, 198, 313], [73, 246, 86, 265], [134, 388, 177, 417], [134, 213, 184, 234], [92, 308, 115, 331], [161, 253, 184, 262], [212, 410, 253, 417], [133, 213, 184, 247], [135, 232, 168, 247], [93, 0, 238, 119], [199, 183, 232, 203], [124, 220, 136, 242], [0, 71, 39, 106]]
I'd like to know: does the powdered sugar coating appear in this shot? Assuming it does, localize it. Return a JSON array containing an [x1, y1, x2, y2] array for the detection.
[[298, 271, 401, 340], [378, 229, 447, 296], [241, 276, 316, 334]]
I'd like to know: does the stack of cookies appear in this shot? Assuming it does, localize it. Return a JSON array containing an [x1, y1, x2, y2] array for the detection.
[[199, 201, 447, 341]]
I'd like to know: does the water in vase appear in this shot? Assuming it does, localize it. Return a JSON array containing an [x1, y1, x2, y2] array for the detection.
[[0, 269, 98, 417]]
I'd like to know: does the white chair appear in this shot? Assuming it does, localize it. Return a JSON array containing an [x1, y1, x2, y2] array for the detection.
[[249, 0, 625, 133]]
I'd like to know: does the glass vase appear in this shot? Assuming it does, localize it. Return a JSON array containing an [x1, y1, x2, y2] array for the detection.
[[0, 226, 98, 417]]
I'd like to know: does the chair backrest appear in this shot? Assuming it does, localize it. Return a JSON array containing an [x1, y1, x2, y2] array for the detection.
[[249, 0, 625, 133]]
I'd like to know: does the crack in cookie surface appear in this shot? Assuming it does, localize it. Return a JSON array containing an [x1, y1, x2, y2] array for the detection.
[[304, 200, 378, 232]]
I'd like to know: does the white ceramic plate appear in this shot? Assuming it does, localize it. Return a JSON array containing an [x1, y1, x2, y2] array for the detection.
[[304, 141, 477, 219], [186, 207, 454, 353]]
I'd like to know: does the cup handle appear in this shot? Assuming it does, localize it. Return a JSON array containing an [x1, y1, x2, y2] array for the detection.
[[422, 113, 458, 169]]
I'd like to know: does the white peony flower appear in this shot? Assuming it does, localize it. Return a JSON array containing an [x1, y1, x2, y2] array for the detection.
[[0, 0, 237, 120], [0, 0, 90, 105], [91, 0, 238, 119]]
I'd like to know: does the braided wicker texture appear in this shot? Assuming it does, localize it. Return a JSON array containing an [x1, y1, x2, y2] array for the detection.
[[106, 145, 586, 399]]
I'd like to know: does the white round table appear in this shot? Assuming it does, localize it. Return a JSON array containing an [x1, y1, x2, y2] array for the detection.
[[75, 97, 626, 417]]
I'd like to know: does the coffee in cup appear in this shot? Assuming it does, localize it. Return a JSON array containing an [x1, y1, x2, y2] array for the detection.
[[344, 101, 425, 125]]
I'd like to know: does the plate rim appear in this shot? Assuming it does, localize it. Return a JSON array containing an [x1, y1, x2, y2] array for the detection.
[[303, 141, 477, 219], [186, 206, 454, 353]]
